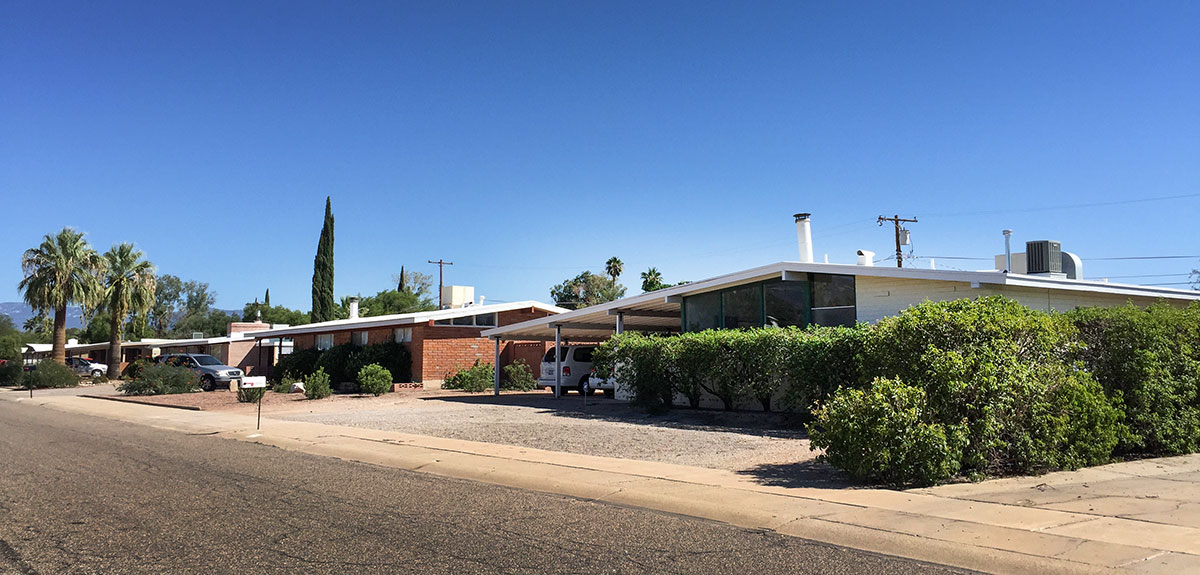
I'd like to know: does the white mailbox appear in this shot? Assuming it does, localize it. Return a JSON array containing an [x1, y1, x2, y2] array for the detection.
[[239, 376, 267, 389]]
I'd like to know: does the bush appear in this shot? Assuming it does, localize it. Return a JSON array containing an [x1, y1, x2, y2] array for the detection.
[[26, 360, 80, 389], [810, 378, 967, 487], [314, 344, 360, 386], [273, 375, 296, 394], [356, 341, 412, 385], [1069, 303, 1200, 455], [305, 368, 332, 400], [90, 374, 108, 385], [600, 333, 676, 413], [443, 360, 493, 393], [274, 348, 321, 382], [237, 387, 266, 403], [502, 359, 537, 391], [781, 325, 869, 415], [357, 363, 393, 396], [117, 363, 199, 395], [0, 337, 24, 387]]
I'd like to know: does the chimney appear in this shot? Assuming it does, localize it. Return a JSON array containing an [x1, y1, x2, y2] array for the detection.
[[856, 250, 875, 266], [794, 213, 814, 263], [1002, 229, 1013, 272], [348, 296, 360, 319]]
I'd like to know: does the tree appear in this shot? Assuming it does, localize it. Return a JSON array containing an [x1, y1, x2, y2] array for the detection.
[[264, 289, 270, 306], [640, 267, 665, 292], [101, 243, 156, 377], [605, 257, 624, 285], [1191, 269, 1199, 290], [148, 274, 183, 337], [242, 301, 309, 326], [393, 269, 433, 296], [311, 197, 336, 323], [19, 228, 105, 364], [550, 271, 626, 309]]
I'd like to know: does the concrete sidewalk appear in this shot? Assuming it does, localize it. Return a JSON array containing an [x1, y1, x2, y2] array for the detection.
[[6, 390, 1199, 575]]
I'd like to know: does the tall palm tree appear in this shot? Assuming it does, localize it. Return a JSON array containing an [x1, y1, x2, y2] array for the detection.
[[101, 243, 156, 377], [605, 257, 624, 285], [19, 228, 105, 364], [640, 267, 664, 292]]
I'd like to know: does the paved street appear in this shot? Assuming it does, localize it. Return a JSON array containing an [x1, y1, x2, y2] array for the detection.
[[0, 401, 966, 575]]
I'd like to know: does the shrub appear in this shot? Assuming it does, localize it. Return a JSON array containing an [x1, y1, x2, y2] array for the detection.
[[443, 360, 493, 393], [502, 359, 537, 391], [810, 378, 967, 487], [305, 368, 332, 400], [0, 337, 24, 387], [1069, 303, 1200, 455], [601, 333, 675, 413], [274, 348, 321, 382], [357, 363, 393, 396], [672, 332, 718, 408], [356, 341, 412, 384], [26, 360, 80, 389], [781, 324, 869, 415], [314, 344, 360, 386], [273, 375, 296, 394], [237, 387, 266, 403], [117, 363, 199, 395]]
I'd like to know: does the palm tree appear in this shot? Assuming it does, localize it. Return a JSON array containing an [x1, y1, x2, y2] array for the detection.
[[605, 257, 624, 285], [19, 228, 105, 364], [640, 267, 664, 292], [101, 243, 156, 378]]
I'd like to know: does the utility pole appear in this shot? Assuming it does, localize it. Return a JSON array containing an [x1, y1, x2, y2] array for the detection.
[[877, 215, 918, 268], [428, 259, 454, 308]]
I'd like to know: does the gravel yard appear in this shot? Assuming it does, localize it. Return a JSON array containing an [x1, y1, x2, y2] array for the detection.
[[52, 384, 838, 483]]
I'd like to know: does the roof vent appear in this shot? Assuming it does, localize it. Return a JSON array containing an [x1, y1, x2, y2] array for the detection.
[[1025, 240, 1062, 275], [856, 250, 875, 266]]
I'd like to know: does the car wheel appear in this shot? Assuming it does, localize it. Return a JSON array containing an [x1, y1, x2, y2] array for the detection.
[[603, 389, 615, 399], [91, 369, 102, 378], [199, 375, 215, 392]]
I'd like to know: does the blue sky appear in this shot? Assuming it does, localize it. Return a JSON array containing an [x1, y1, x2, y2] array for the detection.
[[3, 1, 1198, 311]]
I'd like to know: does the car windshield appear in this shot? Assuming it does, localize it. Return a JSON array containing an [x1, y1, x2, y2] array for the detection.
[[192, 355, 223, 366]]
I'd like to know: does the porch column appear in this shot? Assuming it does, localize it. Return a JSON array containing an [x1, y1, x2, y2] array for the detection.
[[554, 324, 562, 399], [492, 337, 501, 396], [615, 311, 625, 335]]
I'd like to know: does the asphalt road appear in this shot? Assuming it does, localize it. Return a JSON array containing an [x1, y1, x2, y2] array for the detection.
[[0, 400, 971, 575]]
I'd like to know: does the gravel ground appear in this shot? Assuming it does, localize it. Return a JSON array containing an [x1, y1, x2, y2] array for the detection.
[[32, 384, 841, 484]]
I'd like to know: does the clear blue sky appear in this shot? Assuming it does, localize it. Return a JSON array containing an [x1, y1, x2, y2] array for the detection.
[[3, 1, 1198, 311]]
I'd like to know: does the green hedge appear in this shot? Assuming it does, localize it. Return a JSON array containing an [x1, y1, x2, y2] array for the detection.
[[275, 342, 412, 389], [597, 297, 1198, 486], [25, 360, 80, 389]]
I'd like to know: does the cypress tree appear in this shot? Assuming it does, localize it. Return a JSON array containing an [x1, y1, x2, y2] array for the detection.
[[264, 288, 270, 306], [311, 197, 335, 322]]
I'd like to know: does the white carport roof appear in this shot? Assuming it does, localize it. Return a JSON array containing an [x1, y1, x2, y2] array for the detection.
[[482, 261, 1200, 342], [246, 301, 568, 339]]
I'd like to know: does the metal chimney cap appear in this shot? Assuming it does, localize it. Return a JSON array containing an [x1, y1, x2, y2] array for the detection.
[[348, 296, 360, 303], [793, 213, 811, 221], [1002, 229, 1013, 236]]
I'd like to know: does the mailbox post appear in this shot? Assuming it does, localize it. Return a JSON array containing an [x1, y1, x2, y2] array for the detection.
[[240, 376, 268, 430]]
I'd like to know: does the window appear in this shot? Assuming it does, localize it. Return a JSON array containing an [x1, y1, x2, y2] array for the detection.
[[452, 315, 474, 326], [434, 318, 452, 325], [573, 347, 595, 362], [316, 334, 334, 350], [765, 281, 810, 328], [433, 313, 497, 327], [474, 313, 496, 327], [811, 274, 856, 327], [722, 285, 763, 329], [683, 291, 721, 332], [393, 327, 412, 343], [352, 331, 368, 346]]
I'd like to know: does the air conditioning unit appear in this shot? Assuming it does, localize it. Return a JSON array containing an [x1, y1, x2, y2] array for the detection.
[[1025, 241, 1062, 275]]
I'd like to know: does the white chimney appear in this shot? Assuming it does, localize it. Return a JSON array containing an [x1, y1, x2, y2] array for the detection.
[[856, 250, 875, 266], [348, 297, 360, 319], [67, 338, 79, 346], [794, 213, 814, 263], [1002, 229, 1013, 272]]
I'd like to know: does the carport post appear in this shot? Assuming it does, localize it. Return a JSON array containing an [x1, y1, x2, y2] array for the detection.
[[554, 324, 562, 399], [615, 312, 625, 335], [492, 337, 501, 396]]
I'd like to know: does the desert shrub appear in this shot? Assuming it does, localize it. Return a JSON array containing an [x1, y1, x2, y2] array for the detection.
[[26, 360, 80, 389], [357, 363, 393, 396], [811, 378, 967, 487], [275, 348, 321, 382], [273, 375, 296, 394], [502, 359, 536, 391], [304, 368, 332, 400], [90, 374, 108, 385], [117, 363, 198, 395], [443, 360, 493, 393], [1069, 302, 1200, 455], [781, 324, 869, 415], [237, 387, 267, 403]]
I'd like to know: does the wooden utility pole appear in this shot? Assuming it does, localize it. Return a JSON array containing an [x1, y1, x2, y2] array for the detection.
[[428, 259, 454, 308], [877, 215, 918, 268]]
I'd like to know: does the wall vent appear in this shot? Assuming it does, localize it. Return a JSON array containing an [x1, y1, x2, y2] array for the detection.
[[1025, 240, 1062, 275]]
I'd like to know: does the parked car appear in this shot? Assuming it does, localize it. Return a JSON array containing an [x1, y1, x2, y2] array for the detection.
[[65, 356, 107, 378], [155, 353, 242, 391], [587, 370, 617, 399], [538, 345, 603, 395]]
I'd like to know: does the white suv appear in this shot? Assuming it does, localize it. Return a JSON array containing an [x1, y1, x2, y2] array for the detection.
[[539, 345, 604, 395], [66, 356, 107, 378]]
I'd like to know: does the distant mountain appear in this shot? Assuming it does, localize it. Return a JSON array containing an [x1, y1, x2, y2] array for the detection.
[[0, 302, 84, 330]]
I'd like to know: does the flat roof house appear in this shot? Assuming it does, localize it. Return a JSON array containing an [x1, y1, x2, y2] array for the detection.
[[248, 300, 567, 384]]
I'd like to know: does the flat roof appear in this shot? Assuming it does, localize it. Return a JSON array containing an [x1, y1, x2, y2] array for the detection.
[[482, 261, 1200, 341], [247, 300, 568, 339]]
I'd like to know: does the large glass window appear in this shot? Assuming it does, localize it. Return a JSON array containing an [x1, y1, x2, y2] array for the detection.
[[722, 285, 763, 329], [352, 331, 368, 346], [393, 327, 412, 343], [811, 274, 856, 327], [683, 291, 721, 332], [316, 334, 334, 350], [764, 281, 810, 328]]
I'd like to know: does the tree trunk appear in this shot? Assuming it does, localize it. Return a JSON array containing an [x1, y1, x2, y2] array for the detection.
[[759, 396, 771, 412], [52, 305, 67, 364], [107, 312, 122, 379]]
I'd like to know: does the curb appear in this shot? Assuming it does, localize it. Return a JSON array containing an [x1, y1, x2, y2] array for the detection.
[[80, 395, 203, 411]]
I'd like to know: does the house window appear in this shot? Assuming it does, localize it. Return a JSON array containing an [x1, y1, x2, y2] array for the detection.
[[393, 327, 412, 343], [316, 334, 334, 350], [352, 331, 369, 346], [474, 313, 496, 326], [680, 274, 855, 332], [810, 274, 856, 327], [432, 313, 497, 327]]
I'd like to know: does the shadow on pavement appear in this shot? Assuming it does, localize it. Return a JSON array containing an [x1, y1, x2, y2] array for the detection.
[[422, 392, 809, 440], [735, 460, 858, 489]]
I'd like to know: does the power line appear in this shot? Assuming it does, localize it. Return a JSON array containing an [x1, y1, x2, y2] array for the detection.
[[1085, 273, 1191, 279], [921, 192, 1200, 219], [1087, 255, 1200, 261]]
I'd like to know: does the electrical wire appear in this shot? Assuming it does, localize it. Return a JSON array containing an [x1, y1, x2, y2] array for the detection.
[[920, 192, 1200, 219]]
